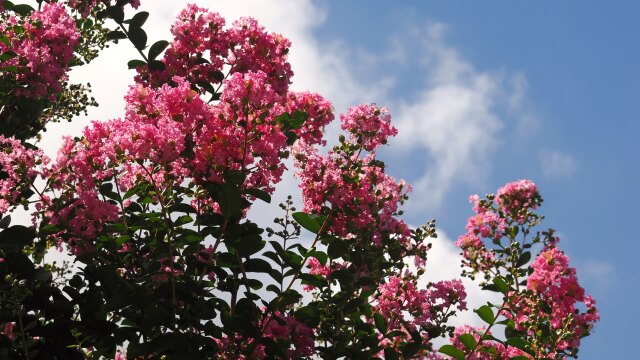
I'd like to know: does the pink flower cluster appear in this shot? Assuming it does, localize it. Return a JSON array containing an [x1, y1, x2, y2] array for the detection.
[[374, 276, 467, 336], [137, 4, 292, 95], [283, 91, 334, 146], [524, 245, 599, 351], [261, 313, 315, 358], [0, 136, 47, 214], [0, 3, 80, 100], [496, 179, 541, 221], [455, 197, 504, 273], [340, 104, 397, 151], [450, 325, 531, 359], [295, 146, 411, 245]]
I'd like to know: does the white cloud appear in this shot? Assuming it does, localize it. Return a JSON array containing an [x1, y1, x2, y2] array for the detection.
[[389, 22, 533, 213], [539, 149, 578, 179], [579, 259, 615, 291]]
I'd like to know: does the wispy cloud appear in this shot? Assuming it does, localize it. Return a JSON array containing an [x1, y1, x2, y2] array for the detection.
[[539, 149, 578, 179], [387, 22, 533, 213]]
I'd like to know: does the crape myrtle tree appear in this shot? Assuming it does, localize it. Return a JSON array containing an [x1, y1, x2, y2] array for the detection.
[[0, 1, 599, 359]]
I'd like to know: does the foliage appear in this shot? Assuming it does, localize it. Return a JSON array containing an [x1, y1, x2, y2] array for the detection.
[[0, 1, 598, 359]]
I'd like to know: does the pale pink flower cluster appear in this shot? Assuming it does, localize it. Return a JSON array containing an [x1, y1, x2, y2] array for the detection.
[[524, 245, 599, 350], [374, 276, 467, 336], [450, 325, 531, 359], [496, 179, 540, 221], [138, 4, 292, 94], [0, 3, 80, 100], [294, 147, 411, 245], [455, 197, 503, 272], [340, 104, 397, 151], [0, 136, 48, 214], [283, 91, 334, 146]]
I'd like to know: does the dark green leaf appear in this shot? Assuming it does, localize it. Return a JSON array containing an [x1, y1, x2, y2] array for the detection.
[[439, 344, 465, 360], [168, 203, 197, 213], [294, 304, 320, 327], [128, 59, 146, 69], [505, 338, 531, 353], [516, 251, 531, 268], [475, 305, 495, 324], [148, 40, 169, 61], [327, 238, 349, 259], [299, 273, 326, 288], [243, 258, 272, 273], [458, 333, 477, 350], [128, 11, 149, 28], [291, 110, 307, 129], [373, 312, 387, 334], [292, 212, 325, 234], [106, 30, 128, 41], [128, 26, 147, 50], [402, 342, 422, 358], [12, 4, 34, 16], [383, 348, 400, 360], [106, 6, 125, 23], [148, 60, 166, 71], [0, 215, 10, 229], [0, 225, 36, 251], [493, 276, 510, 294], [245, 188, 271, 203]]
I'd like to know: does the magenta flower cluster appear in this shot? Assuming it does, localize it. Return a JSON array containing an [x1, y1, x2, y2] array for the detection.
[[0, 3, 80, 100]]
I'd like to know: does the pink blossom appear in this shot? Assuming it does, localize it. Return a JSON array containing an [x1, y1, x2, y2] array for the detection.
[[0, 3, 80, 100], [340, 104, 397, 151], [0, 136, 48, 214]]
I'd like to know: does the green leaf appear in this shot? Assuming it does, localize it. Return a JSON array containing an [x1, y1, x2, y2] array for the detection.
[[373, 312, 387, 334], [493, 276, 510, 294], [327, 238, 349, 259], [0, 215, 11, 229], [510, 357, 531, 360], [292, 212, 325, 234], [291, 110, 307, 129], [148, 60, 166, 71], [174, 215, 193, 226], [403, 342, 422, 358], [106, 6, 125, 23], [458, 333, 477, 350], [0, 225, 36, 251], [383, 348, 400, 360], [148, 40, 169, 61], [128, 26, 147, 50], [168, 203, 197, 213], [106, 30, 128, 41], [12, 4, 34, 16], [128, 59, 146, 69], [438, 344, 465, 360], [245, 188, 271, 204], [243, 258, 272, 273], [505, 338, 532, 353], [294, 304, 320, 327], [128, 11, 149, 28], [299, 273, 326, 288], [516, 251, 531, 268], [475, 305, 495, 324]]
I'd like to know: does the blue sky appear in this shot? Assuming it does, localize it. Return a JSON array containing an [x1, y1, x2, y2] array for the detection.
[[312, 2, 637, 358], [32, 1, 637, 358]]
